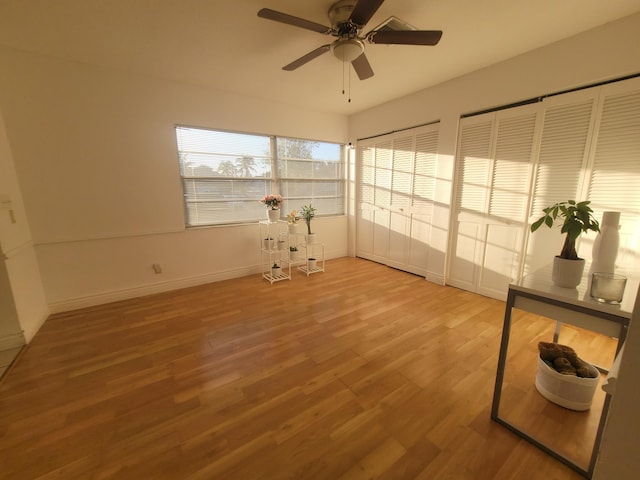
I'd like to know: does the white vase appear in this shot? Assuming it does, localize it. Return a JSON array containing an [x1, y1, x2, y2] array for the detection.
[[552, 256, 585, 288], [591, 211, 620, 274], [288, 223, 298, 234]]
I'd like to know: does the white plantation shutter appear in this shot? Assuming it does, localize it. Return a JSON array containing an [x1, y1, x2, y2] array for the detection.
[[413, 129, 438, 208], [391, 136, 414, 209], [455, 119, 493, 213], [374, 141, 393, 207], [489, 112, 537, 219], [587, 83, 640, 269], [359, 145, 375, 206], [531, 98, 595, 216], [588, 89, 640, 213]]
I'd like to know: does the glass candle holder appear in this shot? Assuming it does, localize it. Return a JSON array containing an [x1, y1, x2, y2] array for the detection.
[[590, 272, 627, 304]]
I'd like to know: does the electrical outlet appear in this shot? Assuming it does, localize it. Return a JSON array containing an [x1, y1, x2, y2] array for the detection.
[[152, 263, 162, 274]]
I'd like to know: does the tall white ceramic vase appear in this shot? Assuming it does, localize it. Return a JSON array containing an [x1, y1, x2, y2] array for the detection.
[[591, 211, 620, 274]]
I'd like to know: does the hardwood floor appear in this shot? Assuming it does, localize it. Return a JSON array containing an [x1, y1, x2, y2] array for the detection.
[[0, 257, 615, 479]]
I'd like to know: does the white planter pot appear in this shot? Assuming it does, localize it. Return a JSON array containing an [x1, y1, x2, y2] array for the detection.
[[289, 251, 298, 261], [277, 240, 286, 251], [263, 238, 274, 250], [271, 266, 282, 277], [305, 233, 317, 245], [307, 258, 317, 270], [288, 223, 299, 234], [267, 209, 280, 222], [535, 356, 599, 411], [552, 256, 585, 288]]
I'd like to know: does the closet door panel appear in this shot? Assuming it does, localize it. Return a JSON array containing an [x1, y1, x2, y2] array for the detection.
[[478, 223, 522, 298], [407, 213, 431, 276], [357, 144, 376, 259], [372, 209, 390, 259], [449, 105, 538, 300], [587, 78, 640, 270], [448, 221, 481, 290], [482, 108, 538, 295], [525, 90, 597, 273], [448, 114, 494, 291], [356, 208, 374, 257], [388, 211, 409, 267]]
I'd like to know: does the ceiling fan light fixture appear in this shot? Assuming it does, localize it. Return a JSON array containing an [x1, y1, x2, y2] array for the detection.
[[331, 38, 364, 62]]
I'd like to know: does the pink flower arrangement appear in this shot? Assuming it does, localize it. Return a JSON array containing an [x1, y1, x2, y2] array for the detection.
[[260, 194, 283, 210]]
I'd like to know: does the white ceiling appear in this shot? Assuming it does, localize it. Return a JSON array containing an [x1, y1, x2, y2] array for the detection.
[[0, 0, 639, 115]]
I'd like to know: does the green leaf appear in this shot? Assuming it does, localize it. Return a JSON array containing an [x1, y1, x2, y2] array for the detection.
[[531, 217, 546, 232]]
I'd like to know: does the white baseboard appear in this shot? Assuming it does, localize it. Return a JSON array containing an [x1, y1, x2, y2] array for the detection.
[[0, 332, 26, 350], [48, 266, 259, 314], [47, 251, 349, 314], [425, 272, 445, 286]]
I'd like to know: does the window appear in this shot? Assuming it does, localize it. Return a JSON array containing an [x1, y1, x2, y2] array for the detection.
[[175, 127, 344, 226]]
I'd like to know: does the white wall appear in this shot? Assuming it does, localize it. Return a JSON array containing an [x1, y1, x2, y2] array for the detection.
[[348, 13, 640, 277], [0, 48, 349, 312]]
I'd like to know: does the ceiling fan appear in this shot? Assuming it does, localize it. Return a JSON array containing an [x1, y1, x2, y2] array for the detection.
[[257, 0, 442, 80]]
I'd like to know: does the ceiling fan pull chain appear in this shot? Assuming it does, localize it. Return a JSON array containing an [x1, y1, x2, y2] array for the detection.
[[348, 65, 352, 103]]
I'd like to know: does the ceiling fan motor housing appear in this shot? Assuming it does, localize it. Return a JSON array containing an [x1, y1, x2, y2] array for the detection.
[[331, 38, 364, 62], [328, 0, 358, 28], [329, 0, 364, 61]]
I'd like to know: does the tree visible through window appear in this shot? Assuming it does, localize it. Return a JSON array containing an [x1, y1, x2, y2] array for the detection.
[[175, 126, 344, 226]]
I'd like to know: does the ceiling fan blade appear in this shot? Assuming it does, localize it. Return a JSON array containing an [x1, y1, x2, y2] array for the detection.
[[283, 44, 331, 71], [350, 0, 386, 27], [258, 8, 332, 35], [369, 30, 443, 46], [352, 53, 374, 80]]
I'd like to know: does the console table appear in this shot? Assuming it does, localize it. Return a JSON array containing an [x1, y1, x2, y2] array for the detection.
[[491, 265, 636, 478]]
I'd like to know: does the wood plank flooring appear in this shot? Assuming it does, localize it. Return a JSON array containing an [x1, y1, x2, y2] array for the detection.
[[0, 257, 615, 479]]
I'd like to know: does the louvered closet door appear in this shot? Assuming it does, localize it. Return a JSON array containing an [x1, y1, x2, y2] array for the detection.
[[408, 127, 439, 275], [587, 77, 640, 271], [356, 124, 440, 276], [525, 89, 597, 273], [357, 138, 392, 262], [357, 142, 376, 257], [449, 105, 538, 299], [448, 113, 494, 292]]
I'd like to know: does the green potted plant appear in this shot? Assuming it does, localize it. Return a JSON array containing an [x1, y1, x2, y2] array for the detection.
[[300, 203, 317, 244], [289, 245, 298, 261], [530, 200, 600, 287]]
